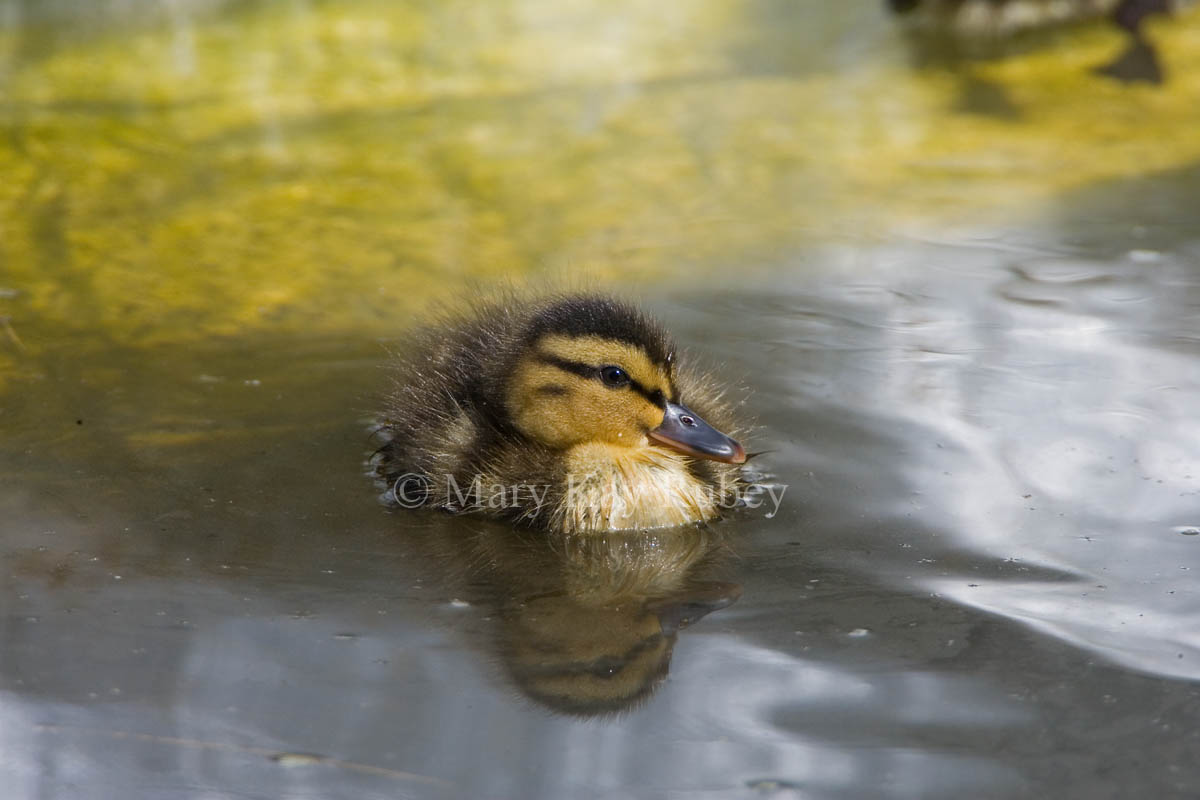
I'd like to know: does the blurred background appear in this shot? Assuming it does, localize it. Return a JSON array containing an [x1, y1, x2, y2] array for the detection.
[[2, 0, 1198, 353], [1, 2, 1199, 799]]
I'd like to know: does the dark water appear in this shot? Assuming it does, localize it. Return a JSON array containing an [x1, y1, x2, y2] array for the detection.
[[4, 1, 1200, 798], [5, 222, 1200, 799]]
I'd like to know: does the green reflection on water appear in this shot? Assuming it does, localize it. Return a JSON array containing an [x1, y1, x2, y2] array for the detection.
[[1, 0, 1199, 371]]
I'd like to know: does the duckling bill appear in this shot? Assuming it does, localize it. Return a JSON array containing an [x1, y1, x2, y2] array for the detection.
[[374, 294, 749, 533]]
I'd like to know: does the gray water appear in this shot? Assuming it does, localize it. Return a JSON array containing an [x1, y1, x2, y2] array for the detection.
[[3, 1, 1200, 798], [6, 225, 1200, 798]]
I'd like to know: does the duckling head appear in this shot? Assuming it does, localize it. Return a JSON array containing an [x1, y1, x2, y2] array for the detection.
[[502, 296, 746, 464]]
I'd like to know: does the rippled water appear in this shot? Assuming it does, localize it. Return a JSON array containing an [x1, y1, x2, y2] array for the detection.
[[6, 232, 1200, 798], [3, 1, 1200, 799]]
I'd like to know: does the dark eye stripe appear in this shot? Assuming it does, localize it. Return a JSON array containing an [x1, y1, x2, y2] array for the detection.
[[537, 352, 597, 380], [536, 352, 667, 408], [641, 387, 666, 407], [630, 382, 666, 408]]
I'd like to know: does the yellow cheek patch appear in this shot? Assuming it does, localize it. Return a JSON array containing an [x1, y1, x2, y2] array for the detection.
[[640, 404, 666, 432], [506, 336, 674, 449], [506, 359, 581, 447], [508, 357, 639, 448]]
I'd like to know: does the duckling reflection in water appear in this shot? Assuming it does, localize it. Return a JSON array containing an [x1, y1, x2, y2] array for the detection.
[[374, 293, 751, 534], [410, 517, 741, 716], [887, 0, 1191, 84]]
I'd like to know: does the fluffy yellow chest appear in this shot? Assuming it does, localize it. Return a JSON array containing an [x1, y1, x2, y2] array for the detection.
[[555, 442, 718, 533]]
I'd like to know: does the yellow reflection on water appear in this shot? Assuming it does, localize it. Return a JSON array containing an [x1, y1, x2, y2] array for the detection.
[[1, 0, 1198, 362]]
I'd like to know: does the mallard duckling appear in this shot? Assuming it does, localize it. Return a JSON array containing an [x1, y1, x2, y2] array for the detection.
[[374, 293, 748, 534]]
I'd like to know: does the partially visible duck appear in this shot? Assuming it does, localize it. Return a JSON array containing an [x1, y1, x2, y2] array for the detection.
[[887, 0, 1192, 83]]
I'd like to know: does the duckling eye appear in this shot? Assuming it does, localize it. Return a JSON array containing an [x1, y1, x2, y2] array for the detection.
[[599, 365, 630, 388]]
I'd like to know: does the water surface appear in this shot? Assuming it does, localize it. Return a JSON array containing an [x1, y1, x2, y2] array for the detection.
[[2, 2, 1200, 799]]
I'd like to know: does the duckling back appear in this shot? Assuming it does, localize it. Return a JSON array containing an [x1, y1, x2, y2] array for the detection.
[[375, 299, 530, 504]]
